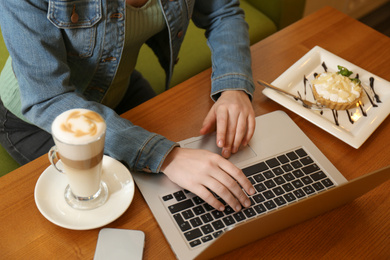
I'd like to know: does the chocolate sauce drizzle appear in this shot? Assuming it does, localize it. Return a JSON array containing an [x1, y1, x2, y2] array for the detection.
[[300, 62, 382, 126]]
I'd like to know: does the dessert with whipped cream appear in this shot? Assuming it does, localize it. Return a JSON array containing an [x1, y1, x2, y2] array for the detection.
[[312, 66, 363, 110]]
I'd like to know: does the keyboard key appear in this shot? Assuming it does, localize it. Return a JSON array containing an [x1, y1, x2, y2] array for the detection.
[[173, 190, 187, 201], [204, 204, 214, 211], [283, 172, 295, 182], [169, 199, 194, 214], [300, 156, 314, 165], [222, 216, 236, 226], [253, 193, 265, 204], [193, 205, 205, 215], [174, 214, 191, 231], [242, 162, 268, 177], [201, 224, 214, 234], [286, 151, 298, 160], [263, 190, 275, 199], [211, 210, 224, 219], [282, 183, 294, 192], [182, 209, 194, 219], [272, 167, 284, 176], [264, 200, 277, 210], [266, 158, 280, 168], [193, 196, 204, 205], [162, 194, 173, 201], [274, 196, 287, 206], [322, 178, 334, 187], [190, 217, 202, 228], [291, 179, 304, 189], [253, 204, 267, 214], [277, 154, 290, 164], [284, 193, 296, 202], [292, 169, 304, 178], [254, 183, 267, 192], [302, 164, 320, 174], [301, 176, 313, 185], [253, 173, 265, 182], [263, 170, 275, 179], [201, 213, 213, 223], [272, 187, 285, 196], [282, 163, 294, 172], [295, 148, 307, 157], [243, 207, 256, 218], [223, 206, 235, 215], [264, 180, 276, 189], [302, 185, 316, 195], [233, 212, 246, 222], [190, 239, 202, 247], [274, 176, 286, 185], [293, 189, 306, 199], [312, 182, 325, 191], [184, 228, 202, 241], [202, 235, 213, 243], [211, 220, 225, 230], [213, 231, 223, 238], [311, 171, 327, 181], [291, 160, 303, 169]]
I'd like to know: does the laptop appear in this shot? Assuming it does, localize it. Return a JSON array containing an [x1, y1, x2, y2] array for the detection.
[[132, 110, 390, 260]]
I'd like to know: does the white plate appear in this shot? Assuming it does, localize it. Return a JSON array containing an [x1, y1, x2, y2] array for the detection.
[[262, 46, 390, 148], [34, 155, 135, 230]]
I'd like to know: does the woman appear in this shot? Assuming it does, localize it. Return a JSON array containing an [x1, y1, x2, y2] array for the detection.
[[0, 0, 256, 212]]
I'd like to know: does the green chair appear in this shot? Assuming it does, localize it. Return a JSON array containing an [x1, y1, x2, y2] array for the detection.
[[0, 0, 306, 176]]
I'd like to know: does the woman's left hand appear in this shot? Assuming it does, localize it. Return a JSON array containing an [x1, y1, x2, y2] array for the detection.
[[200, 90, 256, 158]]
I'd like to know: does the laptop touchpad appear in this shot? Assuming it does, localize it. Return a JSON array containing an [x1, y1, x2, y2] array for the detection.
[[181, 134, 257, 165]]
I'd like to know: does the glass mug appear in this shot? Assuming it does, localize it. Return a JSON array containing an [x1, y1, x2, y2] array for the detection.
[[49, 109, 108, 210]]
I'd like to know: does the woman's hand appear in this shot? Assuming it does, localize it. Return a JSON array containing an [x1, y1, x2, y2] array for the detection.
[[200, 90, 255, 158], [161, 147, 255, 212]]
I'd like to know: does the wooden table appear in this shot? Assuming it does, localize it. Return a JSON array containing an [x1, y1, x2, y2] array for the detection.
[[1, 6, 389, 259]]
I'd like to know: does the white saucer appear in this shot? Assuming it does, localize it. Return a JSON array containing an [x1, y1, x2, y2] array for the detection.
[[34, 155, 135, 230]]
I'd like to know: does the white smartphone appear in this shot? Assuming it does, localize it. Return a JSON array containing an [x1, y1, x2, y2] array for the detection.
[[94, 228, 145, 260]]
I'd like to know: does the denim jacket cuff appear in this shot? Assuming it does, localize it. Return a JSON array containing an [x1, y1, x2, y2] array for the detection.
[[210, 73, 255, 102], [135, 134, 180, 173]]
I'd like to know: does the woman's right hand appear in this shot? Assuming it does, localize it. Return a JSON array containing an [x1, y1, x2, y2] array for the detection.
[[160, 147, 255, 212]]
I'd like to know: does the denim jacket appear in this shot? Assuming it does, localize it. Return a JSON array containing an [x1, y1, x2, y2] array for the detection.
[[0, 0, 254, 173]]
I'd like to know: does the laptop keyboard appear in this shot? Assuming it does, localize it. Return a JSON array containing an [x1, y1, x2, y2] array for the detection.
[[161, 148, 335, 248]]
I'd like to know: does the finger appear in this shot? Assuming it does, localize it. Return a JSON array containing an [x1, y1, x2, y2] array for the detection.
[[200, 108, 216, 135], [192, 182, 226, 211], [215, 161, 255, 210], [231, 114, 247, 154], [218, 159, 255, 198], [216, 109, 228, 148], [221, 110, 239, 158], [242, 114, 256, 147]]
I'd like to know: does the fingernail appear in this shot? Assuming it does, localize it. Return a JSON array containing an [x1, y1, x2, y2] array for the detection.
[[219, 206, 225, 211], [244, 200, 251, 208], [249, 188, 255, 195], [235, 205, 242, 212], [223, 149, 230, 158], [218, 140, 223, 147]]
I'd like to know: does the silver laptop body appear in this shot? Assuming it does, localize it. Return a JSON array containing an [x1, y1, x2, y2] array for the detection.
[[132, 110, 389, 259]]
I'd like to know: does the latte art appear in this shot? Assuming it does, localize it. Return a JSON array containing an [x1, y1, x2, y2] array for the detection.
[[52, 109, 106, 145], [60, 110, 104, 137]]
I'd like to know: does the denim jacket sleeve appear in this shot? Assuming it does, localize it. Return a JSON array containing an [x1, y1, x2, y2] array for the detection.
[[192, 0, 255, 101], [0, 0, 178, 173]]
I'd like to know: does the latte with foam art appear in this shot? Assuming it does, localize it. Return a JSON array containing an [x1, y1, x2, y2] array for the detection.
[[51, 109, 106, 198]]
